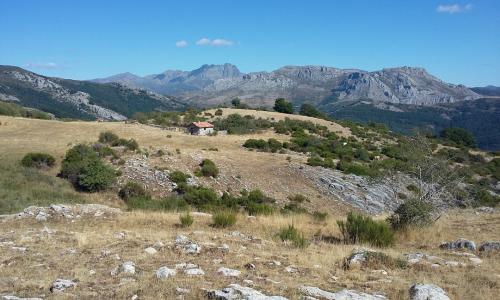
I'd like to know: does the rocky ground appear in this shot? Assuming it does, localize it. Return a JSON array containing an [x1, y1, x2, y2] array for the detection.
[[1, 205, 498, 299]]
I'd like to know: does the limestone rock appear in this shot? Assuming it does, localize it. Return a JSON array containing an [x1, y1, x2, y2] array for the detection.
[[299, 286, 387, 300], [112, 261, 136, 276], [205, 284, 287, 299], [439, 238, 476, 251], [156, 266, 176, 279], [409, 284, 450, 300], [50, 278, 76, 292], [144, 247, 157, 255], [217, 267, 241, 277], [479, 241, 500, 252]]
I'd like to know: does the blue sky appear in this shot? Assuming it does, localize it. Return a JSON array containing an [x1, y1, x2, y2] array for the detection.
[[0, 0, 499, 86]]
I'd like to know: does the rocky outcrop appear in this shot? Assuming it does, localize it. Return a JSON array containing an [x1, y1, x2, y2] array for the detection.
[[479, 241, 500, 252], [205, 284, 287, 300], [298, 286, 387, 300], [409, 284, 450, 300], [13, 204, 121, 220], [292, 164, 404, 214], [439, 238, 476, 251], [50, 279, 76, 292]]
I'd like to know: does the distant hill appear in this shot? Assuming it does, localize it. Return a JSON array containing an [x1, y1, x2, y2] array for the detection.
[[327, 98, 500, 150], [471, 86, 500, 97], [0, 66, 185, 120], [93, 64, 481, 107]]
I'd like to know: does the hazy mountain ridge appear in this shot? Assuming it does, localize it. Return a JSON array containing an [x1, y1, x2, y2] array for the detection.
[[0, 65, 185, 120], [93, 64, 481, 107]]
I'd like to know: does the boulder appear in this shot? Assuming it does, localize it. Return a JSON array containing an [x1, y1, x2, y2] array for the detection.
[[111, 261, 136, 276], [50, 278, 76, 292], [205, 284, 287, 299], [156, 266, 176, 279], [185, 268, 205, 276], [217, 267, 241, 277], [144, 247, 157, 255], [299, 286, 387, 300], [439, 238, 476, 251], [479, 241, 500, 252], [409, 284, 450, 300]]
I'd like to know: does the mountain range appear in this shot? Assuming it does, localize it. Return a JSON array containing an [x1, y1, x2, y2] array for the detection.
[[1, 64, 499, 149], [0, 65, 184, 120], [93, 63, 481, 108]]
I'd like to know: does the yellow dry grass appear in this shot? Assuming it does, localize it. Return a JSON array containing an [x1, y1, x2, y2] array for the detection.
[[204, 108, 351, 136], [0, 209, 498, 299], [0, 115, 351, 213]]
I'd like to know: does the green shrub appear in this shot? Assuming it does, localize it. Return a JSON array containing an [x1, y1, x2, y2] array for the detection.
[[246, 202, 275, 215], [312, 211, 328, 222], [179, 213, 194, 227], [98, 131, 119, 144], [169, 170, 191, 184], [182, 185, 219, 208], [126, 195, 188, 211], [93, 144, 119, 158], [119, 182, 148, 201], [243, 139, 268, 150], [337, 212, 394, 247], [387, 199, 434, 230], [77, 159, 117, 192], [112, 138, 139, 151], [212, 210, 237, 228], [299, 103, 326, 118], [215, 109, 223, 116], [21, 152, 55, 169], [273, 98, 293, 114], [267, 138, 283, 153], [277, 225, 309, 248], [440, 127, 476, 148], [198, 159, 219, 177], [473, 189, 499, 207], [59, 144, 116, 192]]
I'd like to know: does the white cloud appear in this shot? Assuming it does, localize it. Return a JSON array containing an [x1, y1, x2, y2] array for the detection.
[[175, 40, 188, 48], [196, 38, 234, 46], [25, 62, 60, 69], [437, 3, 473, 14]]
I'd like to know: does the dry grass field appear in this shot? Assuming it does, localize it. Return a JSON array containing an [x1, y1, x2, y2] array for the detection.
[[0, 209, 498, 299], [0, 114, 499, 299], [0, 114, 353, 214]]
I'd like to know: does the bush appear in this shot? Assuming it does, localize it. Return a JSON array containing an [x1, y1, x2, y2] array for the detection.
[[387, 199, 434, 230], [299, 103, 326, 118], [126, 195, 188, 211], [112, 138, 139, 151], [215, 109, 223, 116], [440, 127, 476, 148], [21, 153, 55, 169], [198, 159, 219, 177], [277, 225, 309, 248], [169, 170, 191, 184], [312, 211, 328, 222], [98, 131, 119, 144], [77, 159, 117, 192], [59, 144, 116, 192], [119, 182, 148, 201], [473, 189, 499, 207], [93, 143, 119, 158], [273, 98, 293, 114], [212, 210, 237, 228], [337, 212, 394, 247], [179, 213, 194, 227]]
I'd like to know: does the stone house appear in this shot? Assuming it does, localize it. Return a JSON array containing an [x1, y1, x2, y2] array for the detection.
[[187, 122, 215, 136]]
